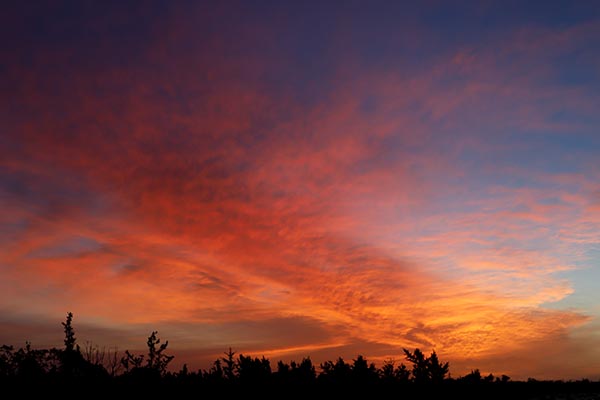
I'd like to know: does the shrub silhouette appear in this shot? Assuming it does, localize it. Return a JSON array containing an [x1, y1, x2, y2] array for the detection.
[[462, 368, 482, 383], [12, 342, 55, 379], [82, 342, 121, 376], [121, 331, 174, 381], [121, 350, 144, 372]]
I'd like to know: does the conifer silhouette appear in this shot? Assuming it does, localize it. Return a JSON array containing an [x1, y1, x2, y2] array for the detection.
[[62, 312, 77, 352]]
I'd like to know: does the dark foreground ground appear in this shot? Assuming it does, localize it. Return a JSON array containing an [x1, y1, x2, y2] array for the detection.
[[5, 380, 600, 400]]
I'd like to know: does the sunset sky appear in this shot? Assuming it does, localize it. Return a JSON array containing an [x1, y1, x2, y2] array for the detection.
[[1, 1, 600, 380]]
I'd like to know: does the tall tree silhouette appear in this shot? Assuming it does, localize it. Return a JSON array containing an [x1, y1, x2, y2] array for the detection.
[[403, 348, 429, 383], [58, 312, 108, 379], [60, 312, 82, 377], [222, 347, 236, 381], [427, 351, 449, 383], [62, 312, 77, 352]]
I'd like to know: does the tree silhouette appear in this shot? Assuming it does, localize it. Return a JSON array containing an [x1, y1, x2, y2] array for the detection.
[[277, 360, 290, 375], [380, 359, 396, 382], [319, 357, 352, 385], [203, 358, 224, 383], [351, 355, 378, 384], [395, 362, 410, 383], [403, 348, 449, 384], [380, 358, 410, 383], [146, 331, 173, 374], [277, 357, 316, 385], [59, 312, 85, 377], [222, 347, 236, 381], [236, 354, 271, 384], [403, 348, 429, 383], [292, 357, 316, 384], [62, 312, 77, 352], [427, 350, 449, 383], [56, 313, 109, 380], [15, 342, 48, 379]]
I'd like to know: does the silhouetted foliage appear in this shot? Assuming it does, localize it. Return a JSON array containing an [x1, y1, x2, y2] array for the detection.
[[403, 348, 429, 383], [319, 357, 352, 385], [11, 342, 58, 379], [120, 331, 173, 383], [146, 331, 174, 374], [292, 357, 316, 384], [121, 350, 144, 372], [56, 313, 109, 380], [351, 355, 378, 385], [222, 347, 236, 381], [1, 312, 599, 399], [83, 342, 121, 377], [62, 312, 77, 352], [236, 354, 271, 383], [427, 350, 449, 383], [380, 358, 410, 384], [403, 348, 449, 384], [0, 345, 14, 378], [203, 358, 224, 384], [462, 368, 482, 383]]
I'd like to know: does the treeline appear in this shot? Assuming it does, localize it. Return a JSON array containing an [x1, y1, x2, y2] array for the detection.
[[1, 313, 598, 399], [0, 313, 464, 385]]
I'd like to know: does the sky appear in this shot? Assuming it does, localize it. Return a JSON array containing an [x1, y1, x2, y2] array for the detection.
[[1, 0, 600, 380]]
